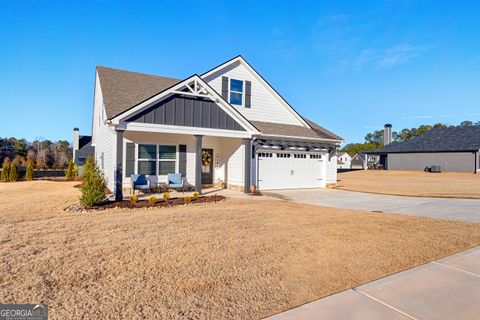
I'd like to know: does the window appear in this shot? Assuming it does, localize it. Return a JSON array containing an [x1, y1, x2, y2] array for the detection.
[[137, 144, 177, 175], [158, 145, 176, 175], [229, 79, 244, 106], [310, 154, 322, 159], [138, 144, 156, 175], [258, 152, 273, 158]]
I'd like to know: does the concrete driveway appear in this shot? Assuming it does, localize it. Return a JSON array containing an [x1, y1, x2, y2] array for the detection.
[[266, 247, 480, 320], [264, 189, 480, 223]]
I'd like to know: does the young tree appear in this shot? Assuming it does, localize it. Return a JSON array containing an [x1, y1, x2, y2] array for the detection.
[[80, 156, 107, 206], [12, 155, 26, 167], [1, 158, 11, 182], [8, 164, 18, 182], [65, 159, 75, 180], [25, 160, 34, 181]]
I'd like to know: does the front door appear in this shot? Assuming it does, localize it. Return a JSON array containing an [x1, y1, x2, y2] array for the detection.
[[201, 149, 214, 184]]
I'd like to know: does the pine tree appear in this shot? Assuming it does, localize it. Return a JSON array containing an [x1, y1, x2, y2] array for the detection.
[[80, 156, 107, 206], [65, 159, 75, 180], [26, 160, 34, 181], [1, 161, 10, 182], [8, 164, 18, 182]]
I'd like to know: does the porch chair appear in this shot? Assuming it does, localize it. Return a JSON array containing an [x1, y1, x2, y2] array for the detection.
[[167, 173, 185, 193], [131, 174, 151, 195]]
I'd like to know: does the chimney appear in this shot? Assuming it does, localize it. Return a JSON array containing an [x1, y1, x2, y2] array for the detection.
[[384, 124, 392, 146], [73, 128, 79, 161]]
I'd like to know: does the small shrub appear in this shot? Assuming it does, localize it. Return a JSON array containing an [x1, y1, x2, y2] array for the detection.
[[183, 195, 191, 203], [65, 160, 75, 180], [80, 156, 107, 206], [148, 196, 158, 204], [193, 191, 199, 199], [1, 160, 10, 182], [72, 164, 78, 178], [25, 160, 34, 181], [8, 164, 18, 182], [163, 192, 171, 201], [130, 195, 138, 203]]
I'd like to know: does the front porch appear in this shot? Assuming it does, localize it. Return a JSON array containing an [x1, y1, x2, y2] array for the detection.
[[113, 130, 252, 200]]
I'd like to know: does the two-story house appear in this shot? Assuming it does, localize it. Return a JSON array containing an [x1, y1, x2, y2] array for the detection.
[[87, 56, 342, 200]]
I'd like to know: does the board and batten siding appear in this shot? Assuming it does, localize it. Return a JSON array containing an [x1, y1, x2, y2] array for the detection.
[[203, 61, 304, 126], [388, 152, 478, 172]]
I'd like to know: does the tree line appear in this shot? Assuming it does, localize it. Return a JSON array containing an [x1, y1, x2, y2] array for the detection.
[[341, 120, 480, 157], [0, 137, 72, 169]]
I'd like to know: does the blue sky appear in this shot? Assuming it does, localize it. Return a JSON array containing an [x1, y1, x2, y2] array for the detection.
[[1, 1, 479, 144]]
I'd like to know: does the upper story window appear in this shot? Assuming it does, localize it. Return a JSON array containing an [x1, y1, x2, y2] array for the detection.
[[229, 79, 244, 106]]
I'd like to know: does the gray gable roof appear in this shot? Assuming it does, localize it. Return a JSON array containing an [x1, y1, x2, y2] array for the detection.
[[371, 126, 480, 154], [251, 120, 342, 141], [96, 65, 342, 142], [97, 66, 181, 119]]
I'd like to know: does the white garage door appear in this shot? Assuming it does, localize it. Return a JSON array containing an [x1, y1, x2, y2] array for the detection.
[[257, 152, 325, 190]]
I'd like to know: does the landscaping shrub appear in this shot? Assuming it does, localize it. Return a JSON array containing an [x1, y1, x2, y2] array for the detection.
[[130, 195, 138, 203], [193, 191, 199, 199], [148, 196, 158, 204], [65, 159, 76, 180], [183, 195, 191, 203], [1, 160, 10, 182], [163, 192, 170, 201], [8, 164, 18, 182], [73, 164, 78, 178], [80, 156, 107, 206], [25, 160, 34, 181]]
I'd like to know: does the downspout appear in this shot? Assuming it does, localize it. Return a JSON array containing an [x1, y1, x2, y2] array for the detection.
[[475, 151, 478, 174]]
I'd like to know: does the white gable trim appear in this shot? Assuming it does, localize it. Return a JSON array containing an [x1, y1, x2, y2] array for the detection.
[[201, 56, 310, 128], [109, 74, 259, 134]]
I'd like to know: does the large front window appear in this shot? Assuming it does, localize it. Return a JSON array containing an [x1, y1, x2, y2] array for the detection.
[[137, 144, 177, 175], [229, 79, 244, 106]]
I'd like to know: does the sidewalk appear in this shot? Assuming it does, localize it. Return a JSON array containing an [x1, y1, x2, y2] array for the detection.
[[266, 247, 480, 320]]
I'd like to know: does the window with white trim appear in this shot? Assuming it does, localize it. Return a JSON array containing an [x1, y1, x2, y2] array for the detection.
[[137, 144, 177, 175], [229, 79, 244, 106]]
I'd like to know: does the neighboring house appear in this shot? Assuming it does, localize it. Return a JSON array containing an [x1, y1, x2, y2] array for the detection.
[[351, 153, 381, 170], [369, 125, 480, 173], [73, 128, 95, 174], [88, 56, 343, 200], [337, 152, 352, 169]]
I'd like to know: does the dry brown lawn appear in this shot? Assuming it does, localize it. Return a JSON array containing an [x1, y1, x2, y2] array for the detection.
[[338, 170, 480, 199], [1, 181, 480, 319]]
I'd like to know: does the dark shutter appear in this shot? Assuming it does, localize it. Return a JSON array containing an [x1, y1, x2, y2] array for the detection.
[[222, 77, 229, 100], [245, 80, 252, 108], [179, 144, 187, 177], [125, 143, 135, 177]]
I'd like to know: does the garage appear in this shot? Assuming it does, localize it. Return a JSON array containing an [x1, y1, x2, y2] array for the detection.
[[257, 151, 326, 190]]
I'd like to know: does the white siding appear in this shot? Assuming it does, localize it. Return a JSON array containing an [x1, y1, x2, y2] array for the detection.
[[326, 154, 337, 184], [120, 132, 244, 187], [203, 62, 304, 126], [92, 75, 116, 190], [388, 152, 477, 172]]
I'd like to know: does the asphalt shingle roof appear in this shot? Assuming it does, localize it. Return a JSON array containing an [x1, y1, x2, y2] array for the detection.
[[97, 66, 181, 119], [251, 120, 342, 141], [371, 126, 480, 153], [97, 66, 342, 142]]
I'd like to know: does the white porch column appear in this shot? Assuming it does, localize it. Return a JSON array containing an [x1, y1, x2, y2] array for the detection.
[[243, 138, 252, 193], [114, 128, 125, 201], [194, 135, 203, 194]]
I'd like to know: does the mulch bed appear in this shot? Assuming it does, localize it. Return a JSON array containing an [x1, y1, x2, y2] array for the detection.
[[69, 195, 227, 212]]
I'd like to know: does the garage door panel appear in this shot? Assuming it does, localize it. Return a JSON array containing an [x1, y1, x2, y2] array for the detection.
[[258, 152, 325, 190]]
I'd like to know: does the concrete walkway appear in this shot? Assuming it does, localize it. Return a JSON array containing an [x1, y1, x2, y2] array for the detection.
[[266, 247, 480, 320], [264, 189, 480, 223]]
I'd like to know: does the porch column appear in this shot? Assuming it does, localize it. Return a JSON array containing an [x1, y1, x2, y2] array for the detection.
[[194, 135, 203, 194], [114, 128, 124, 202], [243, 138, 252, 193]]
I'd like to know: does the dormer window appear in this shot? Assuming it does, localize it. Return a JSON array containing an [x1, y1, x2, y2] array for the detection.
[[229, 79, 244, 106]]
